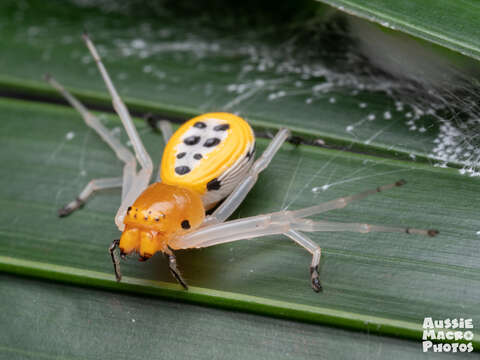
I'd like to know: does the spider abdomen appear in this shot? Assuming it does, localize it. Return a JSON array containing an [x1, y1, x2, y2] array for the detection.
[[160, 112, 255, 209]]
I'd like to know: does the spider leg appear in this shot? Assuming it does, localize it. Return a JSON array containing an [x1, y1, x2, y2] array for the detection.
[[170, 209, 437, 291], [83, 33, 154, 230], [145, 115, 174, 182], [45, 75, 137, 217], [291, 179, 408, 218], [146, 114, 174, 144], [174, 210, 438, 249], [109, 238, 122, 281], [285, 230, 322, 292], [203, 128, 291, 226], [58, 177, 122, 217], [165, 251, 189, 290]]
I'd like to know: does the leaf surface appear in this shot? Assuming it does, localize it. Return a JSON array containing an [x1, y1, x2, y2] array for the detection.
[[0, 98, 478, 344]]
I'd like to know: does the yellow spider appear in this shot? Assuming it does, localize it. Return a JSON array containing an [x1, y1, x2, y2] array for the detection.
[[47, 34, 438, 292]]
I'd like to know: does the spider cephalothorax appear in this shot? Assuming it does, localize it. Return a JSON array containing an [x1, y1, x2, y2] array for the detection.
[[119, 183, 205, 259]]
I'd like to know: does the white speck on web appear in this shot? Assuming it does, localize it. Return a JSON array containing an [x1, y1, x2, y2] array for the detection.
[[131, 38, 146, 49], [311, 184, 330, 194], [65, 131, 75, 140]]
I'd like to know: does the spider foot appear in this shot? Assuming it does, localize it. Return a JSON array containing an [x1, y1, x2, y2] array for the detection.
[[428, 229, 439, 237], [287, 135, 302, 146], [145, 113, 160, 132], [58, 197, 85, 217], [310, 266, 323, 293], [166, 253, 189, 290], [109, 239, 122, 282]]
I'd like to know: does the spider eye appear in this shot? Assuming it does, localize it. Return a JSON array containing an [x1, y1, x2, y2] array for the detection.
[[181, 220, 191, 229]]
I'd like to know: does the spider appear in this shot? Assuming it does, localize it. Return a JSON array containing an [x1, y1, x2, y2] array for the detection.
[[47, 34, 438, 292]]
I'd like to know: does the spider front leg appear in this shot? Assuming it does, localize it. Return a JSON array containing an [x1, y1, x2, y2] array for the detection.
[[165, 249, 189, 290], [45, 75, 137, 218], [203, 127, 291, 227], [58, 177, 123, 217], [109, 238, 122, 281], [83, 33, 154, 230]]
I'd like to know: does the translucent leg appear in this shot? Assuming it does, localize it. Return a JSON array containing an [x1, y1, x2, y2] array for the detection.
[[203, 128, 291, 226], [147, 116, 174, 144], [109, 238, 122, 281], [170, 208, 437, 292], [173, 209, 438, 250], [165, 251, 189, 290], [285, 230, 322, 292], [291, 179, 407, 218], [146, 118, 174, 182], [83, 34, 153, 229], [45, 74, 137, 202], [58, 177, 123, 217]]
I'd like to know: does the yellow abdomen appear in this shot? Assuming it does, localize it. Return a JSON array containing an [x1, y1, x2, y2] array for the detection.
[[160, 112, 255, 208]]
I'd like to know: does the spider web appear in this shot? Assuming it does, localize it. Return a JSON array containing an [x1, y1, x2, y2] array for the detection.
[[18, 0, 480, 178]]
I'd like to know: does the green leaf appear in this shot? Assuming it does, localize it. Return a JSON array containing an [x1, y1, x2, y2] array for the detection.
[[2, 273, 467, 360], [1, 98, 479, 345], [0, 0, 473, 167], [316, 0, 480, 60]]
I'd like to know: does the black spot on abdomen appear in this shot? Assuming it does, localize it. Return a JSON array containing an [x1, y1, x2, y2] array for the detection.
[[176, 152, 186, 159], [194, 122, 207, 129], [207, 178, 221, 191], [204, 137, 221, 147], [214, 124, 230, 131], [184, 136, 201, 145], [175, 166, 191, 175], [193, 153, 203, 160]]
